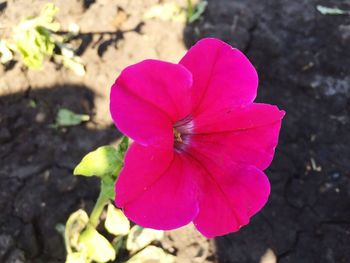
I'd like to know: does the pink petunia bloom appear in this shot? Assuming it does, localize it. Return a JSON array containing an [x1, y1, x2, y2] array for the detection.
[[110, 38, 285, 238]]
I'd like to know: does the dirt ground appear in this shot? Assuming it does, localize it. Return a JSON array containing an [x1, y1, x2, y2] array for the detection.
[[1, 0, 350, 262]]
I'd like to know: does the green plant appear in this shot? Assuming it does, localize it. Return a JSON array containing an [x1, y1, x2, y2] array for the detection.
[[60, 138, 175, 263], [50, 108, 90, 128], [186, 0, 208, 23], [1, 3, 85, 75]]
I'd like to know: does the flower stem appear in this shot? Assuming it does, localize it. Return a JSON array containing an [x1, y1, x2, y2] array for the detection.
[[187, 0, 194, 20], [89, 190, 109, 228]]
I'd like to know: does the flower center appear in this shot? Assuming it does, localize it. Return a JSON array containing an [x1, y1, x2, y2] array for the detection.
[[173, 115, 193, 152], [173, 128, 183, 143]]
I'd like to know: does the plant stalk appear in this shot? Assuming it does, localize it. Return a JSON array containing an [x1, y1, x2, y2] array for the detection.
[[89, 190, 109, 228]]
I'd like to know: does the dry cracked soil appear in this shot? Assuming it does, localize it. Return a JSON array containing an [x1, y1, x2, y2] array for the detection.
[[0, 0, 350, 262]]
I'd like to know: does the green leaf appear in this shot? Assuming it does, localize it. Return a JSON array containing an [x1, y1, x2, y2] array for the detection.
[[74, 137, 129, 178], [117, 136, 129, 160], [126, 246, 175, 263], [78, 226, 116, 263], [188, 1, 208, 23], [28, 99, 37, 108], [105, 204, 130, 236], [74, 146, 120, 178], [54, 108, 90, 127], [13, 3, 60, 69], [39, 3, 60, 31], [126, 226, 164, 253], [101, 175, 116, 200]]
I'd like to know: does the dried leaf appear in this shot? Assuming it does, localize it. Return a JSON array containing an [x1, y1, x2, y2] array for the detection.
[[127, 225, 164, 253], [105, 204, 130, 236], [126, 246, 175, 263]]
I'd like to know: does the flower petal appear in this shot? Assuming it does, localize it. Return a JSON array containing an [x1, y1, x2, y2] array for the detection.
[[190, 103, 285, 170], [115, 143, 200, 230], [179, 38, 258, 116], [190, 157, 270, 238], [110, 59, 193, 148]]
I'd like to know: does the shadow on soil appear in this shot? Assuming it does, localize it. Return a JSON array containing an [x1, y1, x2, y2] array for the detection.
[[0, 84, 120, 262]]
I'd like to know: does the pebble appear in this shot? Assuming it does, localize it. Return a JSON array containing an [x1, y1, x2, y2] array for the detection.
[[260, 248, 277, 263], [35, 112, 46, 123], [339, 24, 350, 45], [0, 128, 11, 143], [330, 171, 341, 181], [4, 248, 25, 263], [0, 234, 14, 259]]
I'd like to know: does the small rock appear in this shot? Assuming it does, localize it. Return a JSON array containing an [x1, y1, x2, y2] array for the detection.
[[330, 171, 341, 181], [0, 128, 11, 143], [10, 163, 48, 180], [12, 117, 26, 131], [35, 112, 46, 123], [260, 248, 277, 263], [5, 248, 25, 263], [311, 75, 350, 97], [339, 24, 350, 45], [14, 182, 45, 222], [51, 168, 78, 193], [18, 224, 39, 258], [0, 216, 22, 237], [0, 234, 14, 260]]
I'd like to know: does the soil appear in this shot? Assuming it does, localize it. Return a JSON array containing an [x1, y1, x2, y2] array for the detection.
[[1, 0, 350, 263]]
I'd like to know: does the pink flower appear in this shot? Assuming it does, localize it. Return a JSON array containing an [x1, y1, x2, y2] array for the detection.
[[110, 38, 285, 238]]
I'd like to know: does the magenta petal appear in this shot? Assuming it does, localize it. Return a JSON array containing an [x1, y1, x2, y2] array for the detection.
[[115, 143, 200, 230], [192, 161, 270, 238], [110, 86, 173, 148], [190, 103, 285, 170], [110, 59, 193, 148], [179, 38, 258, 116]]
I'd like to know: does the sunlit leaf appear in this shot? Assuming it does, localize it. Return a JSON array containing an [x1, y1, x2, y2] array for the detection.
[[39, 3, 60, 31], [65, 252, 86, 263], [53, 108, 89, 127], [126, 226, 164, 253], [54, 44, 86, 76], [105, 204, 130, 236], [126, 246, 175, 263], [13, 3, 60, 69], [144, 2, 186, 22], [74, 146, 120, 178], [62, 56, 86, 76], [0, 40, 13, 63], [78, 226, 116, 263]]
